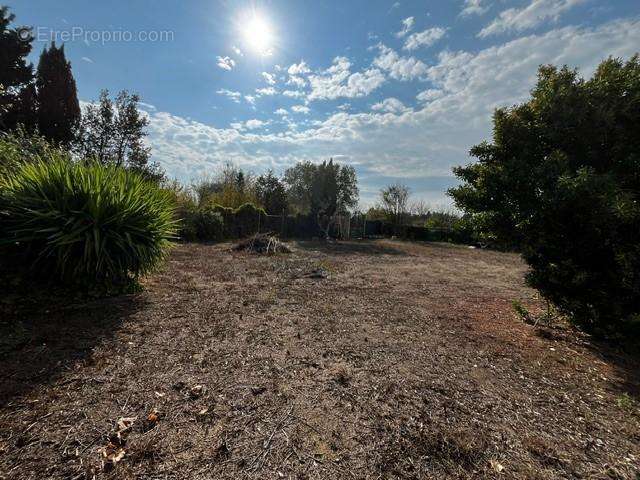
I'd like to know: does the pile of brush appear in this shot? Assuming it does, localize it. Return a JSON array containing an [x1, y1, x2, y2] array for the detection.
[[232, 233, 292, 254]]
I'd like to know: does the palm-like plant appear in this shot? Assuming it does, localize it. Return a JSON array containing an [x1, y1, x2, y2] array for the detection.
[[0, 156, 176, 286]]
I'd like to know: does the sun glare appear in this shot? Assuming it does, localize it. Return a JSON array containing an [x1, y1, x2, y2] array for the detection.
[[242, 13, 274, 56]]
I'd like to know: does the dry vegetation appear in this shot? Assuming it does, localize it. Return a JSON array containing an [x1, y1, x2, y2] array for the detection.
[[1, 240, 638, 479]]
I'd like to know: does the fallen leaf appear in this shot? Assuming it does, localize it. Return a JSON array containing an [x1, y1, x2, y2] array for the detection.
[[147, 409, 160, 423], [489, 459, 505, 473], [117, 417, 136, 433], [190, 385, 204, 398]]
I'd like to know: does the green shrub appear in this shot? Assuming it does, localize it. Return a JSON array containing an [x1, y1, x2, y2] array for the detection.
[[0, 129, 55, 177], [192, 207, 224, 241], [0, 157, 176, 288], [234, 202, 266, 237], [163, 180, 199, 241], [210, 204, 235, 238], [450, 56, 640, 340]]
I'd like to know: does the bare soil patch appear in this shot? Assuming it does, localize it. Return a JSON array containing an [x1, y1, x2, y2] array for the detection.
[[1, 240, 638, 479]]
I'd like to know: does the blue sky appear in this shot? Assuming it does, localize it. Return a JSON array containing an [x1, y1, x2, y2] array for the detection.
[[10, 0, 640, 207]]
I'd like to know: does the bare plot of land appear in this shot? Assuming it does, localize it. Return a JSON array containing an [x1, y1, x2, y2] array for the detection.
[[1, 240, 638, 479]]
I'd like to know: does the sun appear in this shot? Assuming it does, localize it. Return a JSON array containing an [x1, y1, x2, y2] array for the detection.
[[242, 13, 274, 56]]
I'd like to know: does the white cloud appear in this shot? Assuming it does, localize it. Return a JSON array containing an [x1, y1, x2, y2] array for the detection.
[[416, 89, 444, 103], [244, 95, 256, 105], [81, 56, 94, 63], [479, 0, 586, 37], [216, 89, 242, 103], [262, 72, 276, 85], [396, 17, 415, 38], [308, 56, 386, 101], [460, 0, 490, 17], [255, 87, 277, 96], [372, 45, 429, 81], [274, 108, 288, 116], [283, 90, 306, 98], [288, 60, 311, 75], [145, 18, 640, 206], [138, 102, 157, 112], [287, 75, 307, 87], [291, 105, 311, 114], [244, 119, 268, 130], [403, 27, 447, 50], [371, 98, 409, 114], [216, 56, 236, 71]]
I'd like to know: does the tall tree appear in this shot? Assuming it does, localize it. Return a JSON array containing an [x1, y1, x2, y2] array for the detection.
[[76, 89, 164, 182], [449, 56, 640, 337], [283, 160, 358, 216], [380, 183, 410, 229], [35, 42, 80, 145], [283, 159, 358, 237], [255, 171, 288, 214], [0, 6, 36, 132]]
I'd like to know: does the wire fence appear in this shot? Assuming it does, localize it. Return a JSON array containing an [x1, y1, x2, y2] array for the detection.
[[254, 212, 476, 245]]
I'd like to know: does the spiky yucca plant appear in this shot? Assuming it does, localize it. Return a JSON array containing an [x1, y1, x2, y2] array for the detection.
[[0, 156, 176, 287]]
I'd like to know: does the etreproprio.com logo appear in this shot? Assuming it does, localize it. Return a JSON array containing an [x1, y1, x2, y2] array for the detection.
[[16, 26, 174, 45]]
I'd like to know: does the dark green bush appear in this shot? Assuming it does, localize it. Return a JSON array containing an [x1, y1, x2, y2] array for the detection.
[[0, 157, 176, 288], [450, 56, 640, 339], [233, 202, 266, 238], [192, 207, 224, 241], [210, 204, 235, 238], [163, 181, 199, 241]]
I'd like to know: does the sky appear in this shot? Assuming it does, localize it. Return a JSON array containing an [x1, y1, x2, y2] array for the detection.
[[10, 0, 640, 208]]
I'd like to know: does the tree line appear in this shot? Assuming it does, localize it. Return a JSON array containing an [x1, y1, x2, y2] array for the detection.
[[0, 6, 161, 181]]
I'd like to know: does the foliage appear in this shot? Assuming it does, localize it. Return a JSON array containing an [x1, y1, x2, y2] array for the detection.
[[449, 56, 640, 338], [424, 211, 461, 230], [0, 129, 55, 176], [192, 163, 257, 208], [163, 179, 199, 240], [255, 170, 288, 214], [234, 202, 267, 238], [380, 183, 410, 229], [0, 157, 176, 289], [35, 42, 80, 145], [0, 6, 36, 132], [283, 159, 358, 216], [283, 159, 358, 238], [75, 89, 164, 182], [191, 207, 225, 242], [2, 83, 37, 133], [164, 181, 228, 242]]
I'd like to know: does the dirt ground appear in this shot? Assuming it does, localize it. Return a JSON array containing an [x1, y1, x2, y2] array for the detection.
[[1, 240, 639, 479]]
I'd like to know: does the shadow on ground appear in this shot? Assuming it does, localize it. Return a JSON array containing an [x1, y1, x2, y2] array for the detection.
[[533, 323, 640, 401], [588, 339, 640, 400], [295, 239, 409, 256], [0, 294, 146, 403]]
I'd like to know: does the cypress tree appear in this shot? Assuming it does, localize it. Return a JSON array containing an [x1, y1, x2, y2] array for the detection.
[[35, 42, 80, 145], [0, 6, 36, 132]]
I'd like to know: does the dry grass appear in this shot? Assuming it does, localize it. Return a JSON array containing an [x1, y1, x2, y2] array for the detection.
[[0, 240, 638, 479]]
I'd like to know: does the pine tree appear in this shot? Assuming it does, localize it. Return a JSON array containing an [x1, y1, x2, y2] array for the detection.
[[0, 6, 36, 132], [35, 42, 80, 145]]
